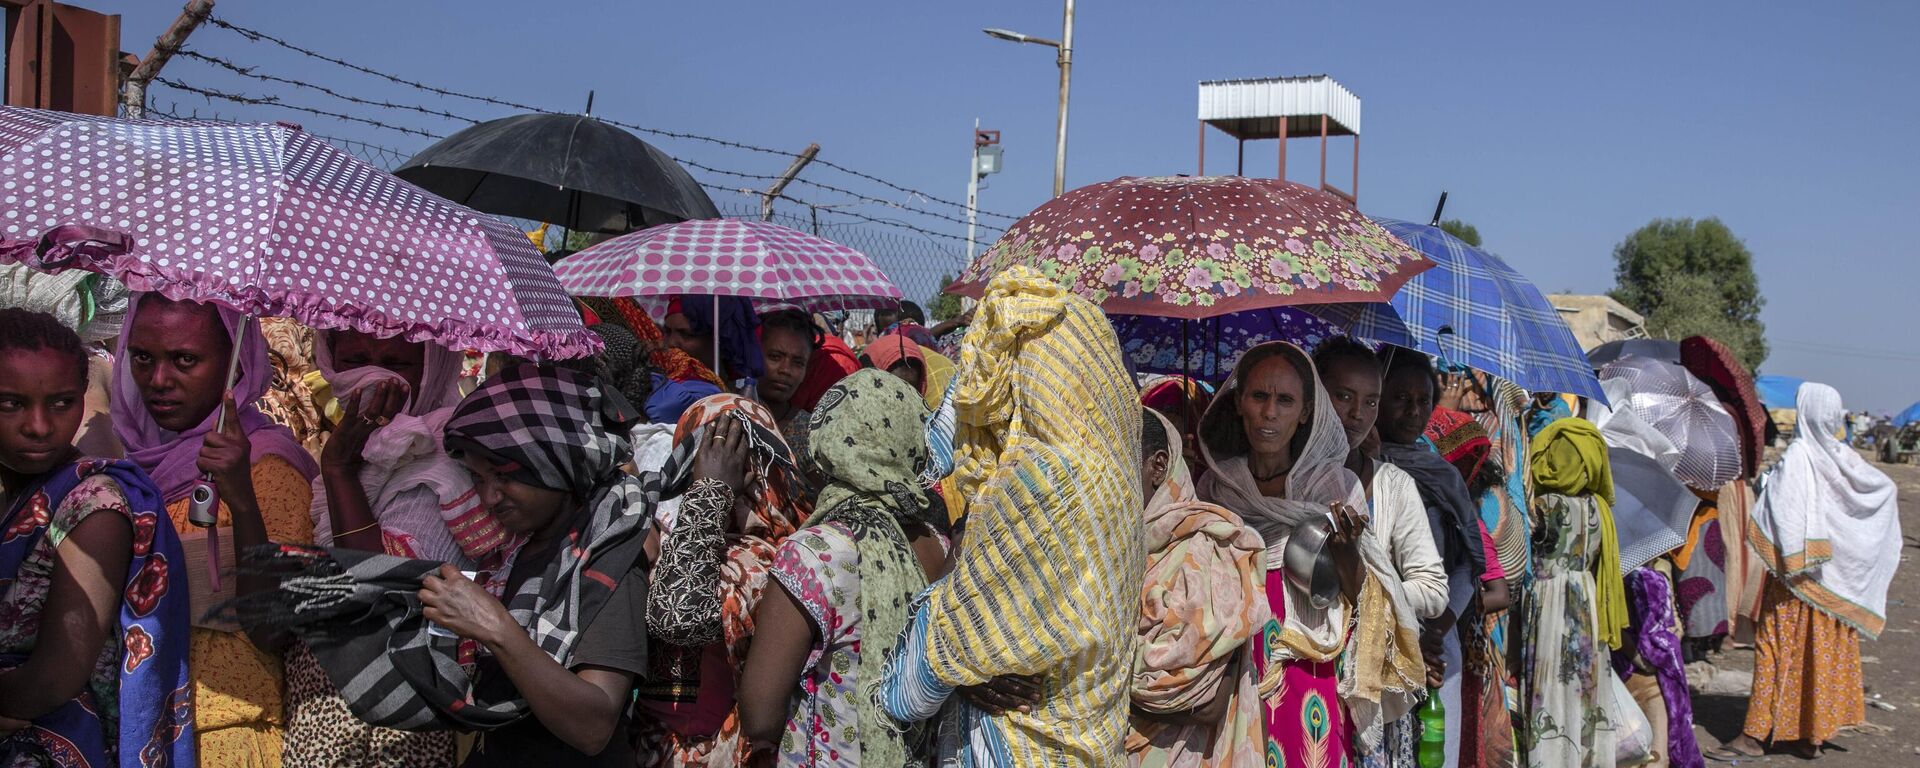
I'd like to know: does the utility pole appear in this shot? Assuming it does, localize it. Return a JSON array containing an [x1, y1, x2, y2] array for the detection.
[[1053, 0, 1073, 197], [966, 119, 979, 262], [761, 143, 820, 221], [966, 125, 1002, 262], [122, 0, 214, 118]]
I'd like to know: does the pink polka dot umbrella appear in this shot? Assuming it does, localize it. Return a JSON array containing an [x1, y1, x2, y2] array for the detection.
[[0, 106, 597, 359], [552, 218, 903, 312], [952, 175, 1432, 320]]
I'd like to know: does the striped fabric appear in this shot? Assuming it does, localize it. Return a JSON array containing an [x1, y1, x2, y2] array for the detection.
[[921, 266, 1145, 766], [1330, 219, 1605, 401]]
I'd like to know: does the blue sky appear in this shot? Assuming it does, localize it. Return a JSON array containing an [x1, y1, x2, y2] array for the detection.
[[104, 1, 1920, 411]]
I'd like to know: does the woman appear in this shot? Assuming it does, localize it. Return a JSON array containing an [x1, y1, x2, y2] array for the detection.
[[1375, 351, 1485, 768], [1197, 341, 1425, 767], [1517, 419, 1627, 768], [738, 370, 947, 766], [0, 308, 193, 767], [664, 295, 764, 390], [429, 362, 653, 765], [1421, 408, 1515, 768], [114, 293, 319, 765], [754, 309, 820, 469], [1712, 383, 1900, 761], [860, 332, 927, 394], [879, 267, 1146, 766], [1312, 339, 1448, 768], [1127, 409, 1269, 768], [283, 328, 514, 767], [635, 394, 811, 767]]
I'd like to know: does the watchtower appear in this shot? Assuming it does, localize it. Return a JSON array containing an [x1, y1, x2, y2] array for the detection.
[[1197, 75, 1361, 201]]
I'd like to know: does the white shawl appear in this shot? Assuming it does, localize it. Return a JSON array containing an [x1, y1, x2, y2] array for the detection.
[[1749, 382, 1901, 638]]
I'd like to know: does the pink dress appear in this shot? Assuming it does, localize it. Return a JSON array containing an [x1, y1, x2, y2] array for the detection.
[[1253, 569, 1349, 768]]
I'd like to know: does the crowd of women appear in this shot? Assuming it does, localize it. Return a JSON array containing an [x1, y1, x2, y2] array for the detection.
[[0, 258, 1901, 768]]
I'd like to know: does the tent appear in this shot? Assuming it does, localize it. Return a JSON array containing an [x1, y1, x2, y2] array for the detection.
[[1895, 401, 1920, 428], [1754, 375, 1805, 411]]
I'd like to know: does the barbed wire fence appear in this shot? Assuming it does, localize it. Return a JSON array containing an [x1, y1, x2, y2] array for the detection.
[[145, 13, 1010, 308]]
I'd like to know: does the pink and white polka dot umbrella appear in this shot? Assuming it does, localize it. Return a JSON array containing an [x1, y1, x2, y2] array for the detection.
[[552, 218, 902, 312], [0, 106, 596, 359]]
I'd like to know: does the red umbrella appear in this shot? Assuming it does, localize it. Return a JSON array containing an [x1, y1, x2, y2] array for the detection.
[[950, 175, 1430, 319]]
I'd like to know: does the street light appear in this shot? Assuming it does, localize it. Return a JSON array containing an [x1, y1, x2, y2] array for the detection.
[[982, 0, 1074, 197]]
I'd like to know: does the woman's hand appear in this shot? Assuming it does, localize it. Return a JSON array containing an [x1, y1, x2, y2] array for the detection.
[[320, 380, 408, 473], [959, 674, 1044, 715], [197, 391, 255, 503], [0, 714, 28, 738], [419, 564, 513, 647], [689, 415, 749, 492], [1327, 502, 1368, 547]]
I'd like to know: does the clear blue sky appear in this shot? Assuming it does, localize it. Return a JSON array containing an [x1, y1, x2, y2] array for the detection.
[[103, 0, 1920, 411]]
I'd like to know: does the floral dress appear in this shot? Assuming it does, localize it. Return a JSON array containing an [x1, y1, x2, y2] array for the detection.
[[0, 475, 132, 754], [769, 522, 946, 767], [1515, 493, 1614, 768]]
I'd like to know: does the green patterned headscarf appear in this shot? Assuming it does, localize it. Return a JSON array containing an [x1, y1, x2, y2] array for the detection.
[[804, 369, 933, 765]]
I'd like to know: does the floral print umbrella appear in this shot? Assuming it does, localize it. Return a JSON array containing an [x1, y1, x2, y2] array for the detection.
[[0, 107, 595, 358], [951, 175, 1431, 319]]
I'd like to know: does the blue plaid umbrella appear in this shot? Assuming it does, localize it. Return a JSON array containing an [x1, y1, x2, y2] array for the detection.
[[1325, 219, 1605, 401]]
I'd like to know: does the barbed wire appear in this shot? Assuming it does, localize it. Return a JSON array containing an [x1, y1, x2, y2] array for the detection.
[[176, 49, 483, 128], [673, 157, 1006, 236], [154, 77, 443, 138], [200, 14, 1023, 222]]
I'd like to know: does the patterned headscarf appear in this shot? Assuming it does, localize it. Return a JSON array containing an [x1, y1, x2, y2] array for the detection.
[[670, 394, 811, 539], [1424, 406, 1493, 489], [609, 296, 726, 390], [803, 370, 935, 767]]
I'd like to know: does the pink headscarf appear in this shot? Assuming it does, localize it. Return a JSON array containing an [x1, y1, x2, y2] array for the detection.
[[112, 294, 319, 501]]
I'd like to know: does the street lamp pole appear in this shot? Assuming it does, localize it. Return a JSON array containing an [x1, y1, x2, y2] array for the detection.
[[983, 0, 1074, 197], [1053, 0, 1073, 198]]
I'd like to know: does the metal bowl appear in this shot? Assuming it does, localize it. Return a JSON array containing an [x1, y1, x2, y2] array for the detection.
[[1283, 516, 1341, 609]]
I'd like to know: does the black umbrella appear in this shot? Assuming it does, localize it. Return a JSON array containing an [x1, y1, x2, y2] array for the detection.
[[1586, 338, 1680, 369], [396, 113, 720, 234]]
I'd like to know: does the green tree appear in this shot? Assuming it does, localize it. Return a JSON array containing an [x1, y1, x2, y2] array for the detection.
[[929, 273, 963, 322], [1609, 217, 1767, 369], [1438, 219, 1482, 247]]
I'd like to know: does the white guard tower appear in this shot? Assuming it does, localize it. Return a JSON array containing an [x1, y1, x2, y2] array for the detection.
[[1197, 75, 1361, 202]]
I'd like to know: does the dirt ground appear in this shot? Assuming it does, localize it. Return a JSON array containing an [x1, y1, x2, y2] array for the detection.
[[1686, 456, 1920, 764]]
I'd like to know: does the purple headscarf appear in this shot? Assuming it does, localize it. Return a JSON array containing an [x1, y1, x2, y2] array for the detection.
[[112, 293, 319, 501]]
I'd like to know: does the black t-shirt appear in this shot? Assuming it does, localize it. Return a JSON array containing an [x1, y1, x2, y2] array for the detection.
[[461, 561, 649, 768]]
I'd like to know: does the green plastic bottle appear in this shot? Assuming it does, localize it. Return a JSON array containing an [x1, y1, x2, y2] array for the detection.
[[1416, 687, 1446, 768]]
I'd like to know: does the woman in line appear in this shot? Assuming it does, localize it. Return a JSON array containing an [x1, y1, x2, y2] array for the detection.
[[1711, 383, 1900, 761], [0, 308, 193, 767], [1374, 352, 1485, 768], [663, 296, 764, 391], [635, 394, 812, 767], [1518, 419, 1627, 768], [860, 332, 927, 394], [1421, 408, 1515, 768], [1197, 341, 1425, 768], [1312, 339, 1448, 768], [1126, 408, 1269, 768], [879, 267, 1146, 766], [738, 369, 948, 766], [754, 309, 820, 471], [114, 294, 319, 766], [283, 328, 517, 767], [424, 363, 655, 765]]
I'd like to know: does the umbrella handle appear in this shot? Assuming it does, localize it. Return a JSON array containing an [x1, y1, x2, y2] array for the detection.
[[185, 314, 251, 529]]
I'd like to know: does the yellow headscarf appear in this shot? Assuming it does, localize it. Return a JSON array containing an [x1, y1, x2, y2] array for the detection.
[[1529, 418, 1630, 648]]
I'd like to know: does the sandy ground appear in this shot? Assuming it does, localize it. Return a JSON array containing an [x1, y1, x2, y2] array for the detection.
[[1686, 456, 1920, 764]]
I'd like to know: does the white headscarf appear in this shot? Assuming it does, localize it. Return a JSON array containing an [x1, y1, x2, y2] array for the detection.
[[1195, 341, 1425, 751], [1749, 382, 1901, 638]]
